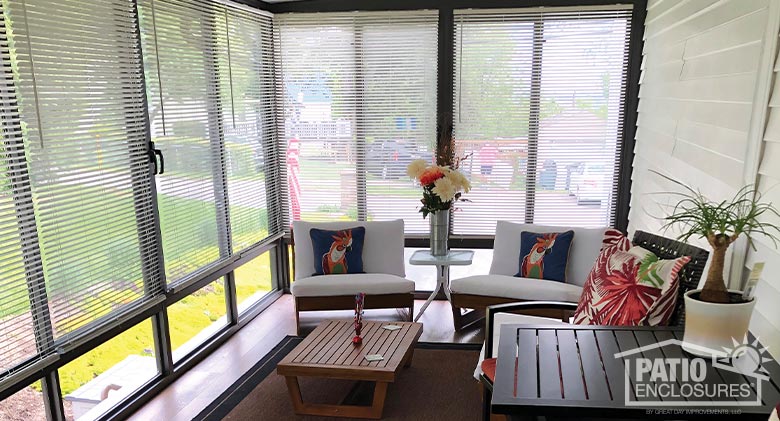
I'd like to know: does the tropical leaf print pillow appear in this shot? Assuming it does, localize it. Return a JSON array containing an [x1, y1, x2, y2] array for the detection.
[[310, 227, 366, 276], [573, 230, 690, 326]]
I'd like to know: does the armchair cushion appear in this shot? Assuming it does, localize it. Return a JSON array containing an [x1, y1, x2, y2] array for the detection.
[[490, 221, 607, 286], [516, 230, 574, 282], [291, 273, 414, 298], [450, 275, 583, 303], [310, 226, 365, 275], [293, 220, 405, 280], [481, 358, 497, 383]]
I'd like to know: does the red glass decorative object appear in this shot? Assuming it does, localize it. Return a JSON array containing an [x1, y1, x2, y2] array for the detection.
[[353, 292, 365, 345]]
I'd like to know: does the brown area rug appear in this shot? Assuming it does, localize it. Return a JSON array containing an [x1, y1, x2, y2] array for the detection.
[[195, 336, 482, 420]]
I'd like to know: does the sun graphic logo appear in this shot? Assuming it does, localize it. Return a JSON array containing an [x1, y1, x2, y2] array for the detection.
[[713, 336, 772, 381], [615, 336, 773, 406]]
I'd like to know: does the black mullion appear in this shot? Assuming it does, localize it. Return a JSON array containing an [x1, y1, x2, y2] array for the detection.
[[41, 371, 65, 421], [278, 239, 292, 293], [258, 16, 284, 241], [438, 8, 455, 234], [437, 8, 454, 141], [151, 310, 174, 376], [202, 11, 233, 259], [270, 243, 282, 291], [264, 17, 289, 292], [272, 22, 292, 234], [0, 13, 58, 417], [524, 21, 544, 224], [225, 272, 239, 324], [614, 1, 646, 232], [354, 22, 368, 221], [129, 0, 167, 297], [201, 9, 238, 329], [3, 123, 55, 355], [132, 0, 173, 380]]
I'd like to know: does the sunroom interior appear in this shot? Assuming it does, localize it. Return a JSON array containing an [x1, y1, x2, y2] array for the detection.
[[0, 0, 779, 420]]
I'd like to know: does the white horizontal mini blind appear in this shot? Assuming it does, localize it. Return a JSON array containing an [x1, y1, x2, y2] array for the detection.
[[453, 7, 632, 235], [1, 0, 161, 354], [275, 12, 438, 234], [140, 0, 279, 286], [0, 3, 51, 377], [140, 0, 228, 284], [223, 9, 281, 252]]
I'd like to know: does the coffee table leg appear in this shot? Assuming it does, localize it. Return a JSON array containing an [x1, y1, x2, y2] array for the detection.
[[284, 376, 306, 413], [369, 381, 389, 418], [284, 375, 389, 419], [402, 346, 415, 368]]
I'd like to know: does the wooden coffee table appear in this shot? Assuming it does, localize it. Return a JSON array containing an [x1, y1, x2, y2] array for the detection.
[[277, 319, 423, 419]]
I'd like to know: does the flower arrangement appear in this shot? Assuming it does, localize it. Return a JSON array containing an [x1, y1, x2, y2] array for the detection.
[[407, 159, 471, 218]]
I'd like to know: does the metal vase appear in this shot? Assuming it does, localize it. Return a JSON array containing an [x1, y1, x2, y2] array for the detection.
[[429, 210, 450, 256]]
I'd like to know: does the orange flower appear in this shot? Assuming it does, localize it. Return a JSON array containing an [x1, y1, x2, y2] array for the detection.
[[419, 168, 444, 186]]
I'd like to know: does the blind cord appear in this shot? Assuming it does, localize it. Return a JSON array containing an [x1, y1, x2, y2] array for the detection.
[[18, 0, 44, 149], [149, 0, 167, 136]]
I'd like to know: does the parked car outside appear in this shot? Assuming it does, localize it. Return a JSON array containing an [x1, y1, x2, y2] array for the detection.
[[367, 139, 431, 179], [569, 162, 612, 205]]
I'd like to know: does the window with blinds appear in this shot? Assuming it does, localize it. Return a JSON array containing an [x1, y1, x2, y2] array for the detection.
[[275, 11, 438, 234], [224, 8, 281, 252], [0, 0, 161, 378], [139, 0, 280, 286], [453, 6, 632, 235]]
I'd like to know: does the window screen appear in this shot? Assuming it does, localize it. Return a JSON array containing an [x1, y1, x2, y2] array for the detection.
[[275, 11, 438, 234], [453, 6, 632, 235]]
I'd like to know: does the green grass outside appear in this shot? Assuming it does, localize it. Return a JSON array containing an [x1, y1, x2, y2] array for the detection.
[[366, 181, 419, 198], [57, 250, 273, 396], [7, 183, 274, 396]]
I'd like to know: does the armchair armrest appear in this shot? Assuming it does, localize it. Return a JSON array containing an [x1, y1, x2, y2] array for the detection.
[[484, 301, 578, 360]]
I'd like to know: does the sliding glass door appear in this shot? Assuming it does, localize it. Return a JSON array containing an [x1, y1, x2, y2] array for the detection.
[[0, 0, 281, 419]]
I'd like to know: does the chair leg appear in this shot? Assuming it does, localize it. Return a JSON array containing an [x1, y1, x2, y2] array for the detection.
[[294, 298, 301, 336], [452, 304, 464, 331], [408, 303, 414, 322], [482, 382, 492, 421]]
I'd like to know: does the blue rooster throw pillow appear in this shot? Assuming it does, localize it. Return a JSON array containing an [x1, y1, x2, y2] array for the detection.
[[515, 230, 574, 282], [310, 227, 366, 276]]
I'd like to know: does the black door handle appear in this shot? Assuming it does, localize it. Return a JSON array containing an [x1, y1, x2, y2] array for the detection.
[[149, 142, 165, 175], [153, 147, 165, 175]]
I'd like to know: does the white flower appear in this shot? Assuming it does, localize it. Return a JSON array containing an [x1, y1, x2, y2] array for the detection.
[[448, 169, 471, 193], [407, 159, 428, 180], [432, 176, 457, 202]]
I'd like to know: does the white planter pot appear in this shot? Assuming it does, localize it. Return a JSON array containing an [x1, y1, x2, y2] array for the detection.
[[682, 289, 756, 356]]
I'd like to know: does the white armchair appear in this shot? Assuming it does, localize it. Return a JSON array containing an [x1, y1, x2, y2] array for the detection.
[[449, 220, 607, 330], [291, 220, 415, 334]]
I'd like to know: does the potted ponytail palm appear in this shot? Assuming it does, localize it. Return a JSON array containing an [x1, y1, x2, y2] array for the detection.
[[660, 175, 780, 355]]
